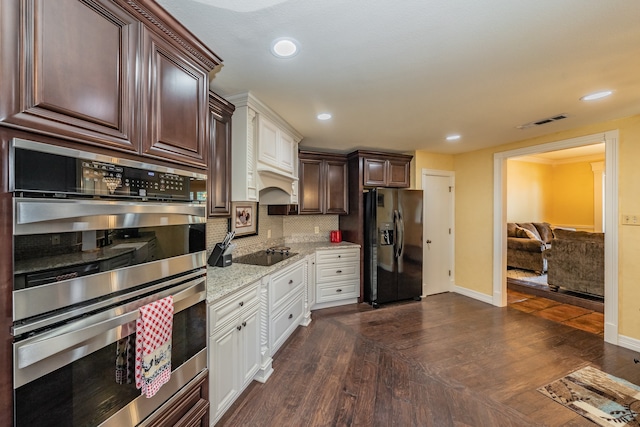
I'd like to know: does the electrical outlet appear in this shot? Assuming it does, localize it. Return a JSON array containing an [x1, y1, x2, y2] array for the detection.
[[51, 234, 60, 245], [267, 229, 272, 238], [622, 214, 640, 225], [314, 226, 320, 234]]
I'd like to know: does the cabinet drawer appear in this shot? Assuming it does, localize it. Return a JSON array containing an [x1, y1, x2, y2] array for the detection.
[[270, 262, 305, 310], [209, 283, 259, 332], [317, 281, 359, 302], [316, 262, 358, 283], [272, 292, 304, 353], [316, 248, 359, 264]]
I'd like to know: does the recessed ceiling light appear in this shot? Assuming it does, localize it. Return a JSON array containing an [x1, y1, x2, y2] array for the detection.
[[446, 134, 461, 141], [271, 38, 299, 58], [317, 113, 332, 120], [580, 90, 613, 101]]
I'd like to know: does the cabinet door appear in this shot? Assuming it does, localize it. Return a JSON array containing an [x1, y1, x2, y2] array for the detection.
[[208, 96, 233, 217], [239, 305, 260, 388], [141, 27, 209, 168], [299, 157, 323, 214], [210, 327, 239, 417], [145, 372, 209, 427], [258, 116, 279, 168], [363, 158, 387, 186], [325, 159, 348, 215], [279, 131, 296, 174], [387, 159, 411, 188], [1, 0, 138, 151]]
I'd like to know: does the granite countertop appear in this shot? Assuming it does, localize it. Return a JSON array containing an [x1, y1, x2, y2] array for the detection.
[[206, 241, 360, 304]]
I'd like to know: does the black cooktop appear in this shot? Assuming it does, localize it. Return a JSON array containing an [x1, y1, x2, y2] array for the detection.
[[233, 250, 297, 267]]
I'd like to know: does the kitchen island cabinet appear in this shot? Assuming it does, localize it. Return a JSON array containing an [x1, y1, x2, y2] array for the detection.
[[0, 0, 220, 169]]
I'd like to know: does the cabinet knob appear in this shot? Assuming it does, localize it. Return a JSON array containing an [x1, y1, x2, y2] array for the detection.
[[239, 301, 244, 307], [338, 255, 341, 258], [336, 289, 342, 293], [288, 313, 293, 319], [237, 325, 242, 331], [336, 270, 342, 274], [288, 279, 294, 284], [242, 321, 247, 327]]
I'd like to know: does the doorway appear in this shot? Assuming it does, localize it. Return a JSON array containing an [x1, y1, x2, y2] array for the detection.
[[422, 169, 454, 296], [492, 131, 619, 344]]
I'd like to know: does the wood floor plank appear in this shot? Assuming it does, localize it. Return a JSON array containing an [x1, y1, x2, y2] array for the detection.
[[215, 293, 640, 427]]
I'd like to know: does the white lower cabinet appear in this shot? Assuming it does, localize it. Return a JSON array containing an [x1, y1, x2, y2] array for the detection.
[[314, 247, 360, 309], [208, 248, 359, 423], [266, 259, 306, 356], [209, 282, 260, 425]]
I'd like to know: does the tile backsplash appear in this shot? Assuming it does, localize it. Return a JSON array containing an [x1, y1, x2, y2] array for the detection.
[[206, 205, 339, 257]]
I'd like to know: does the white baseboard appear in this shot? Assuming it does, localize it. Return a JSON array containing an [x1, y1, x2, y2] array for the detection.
[[618, 334, 640, 353], [453, 285, 493, 305]]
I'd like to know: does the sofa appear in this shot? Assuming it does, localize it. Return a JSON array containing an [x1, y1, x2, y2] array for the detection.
[[546, 228, 604, 297], [507, 222, 553, 273]]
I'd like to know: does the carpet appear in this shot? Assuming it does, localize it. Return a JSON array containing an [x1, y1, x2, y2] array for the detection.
[[539, 366, 640, 426]]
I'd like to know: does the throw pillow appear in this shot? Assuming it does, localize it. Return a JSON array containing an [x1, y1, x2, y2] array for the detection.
[[516, 226, 542, 241], [517, 223, 542, 241], [533, 222, 553, 244], [507, 223, 518, 237]]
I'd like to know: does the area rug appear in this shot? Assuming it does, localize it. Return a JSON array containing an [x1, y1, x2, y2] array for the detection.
[[538, 366, 640, 426]]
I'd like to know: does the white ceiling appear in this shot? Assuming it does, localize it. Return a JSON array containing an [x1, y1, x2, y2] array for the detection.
[[157, 0, 640, 155]]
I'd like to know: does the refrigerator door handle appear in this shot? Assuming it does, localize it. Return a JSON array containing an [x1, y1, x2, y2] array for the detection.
[[397, 210, 405, 258], [393, 209, 404, 258]]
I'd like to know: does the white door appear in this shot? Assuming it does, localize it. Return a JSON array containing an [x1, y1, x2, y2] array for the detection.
[[422, 172, 454, 296]]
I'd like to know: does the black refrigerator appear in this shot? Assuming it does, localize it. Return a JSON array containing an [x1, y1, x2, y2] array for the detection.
[[364, 188, 423, 307]]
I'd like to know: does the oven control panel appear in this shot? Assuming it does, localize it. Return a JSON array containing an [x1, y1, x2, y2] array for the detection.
[[12, 139, 203, 201], [81, 160, 189, 199]]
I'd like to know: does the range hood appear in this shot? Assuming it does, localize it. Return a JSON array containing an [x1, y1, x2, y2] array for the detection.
[[227, 92, 302, 204]]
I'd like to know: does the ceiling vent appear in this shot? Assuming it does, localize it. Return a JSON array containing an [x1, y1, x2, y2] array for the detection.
[[517, 113, 569, 130]]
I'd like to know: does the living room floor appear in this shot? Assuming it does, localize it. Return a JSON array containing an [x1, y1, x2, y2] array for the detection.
[[507, 287, 604, 336]]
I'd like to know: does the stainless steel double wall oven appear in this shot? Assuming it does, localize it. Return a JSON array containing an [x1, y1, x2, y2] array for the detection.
[[10, 139, 208, 426]]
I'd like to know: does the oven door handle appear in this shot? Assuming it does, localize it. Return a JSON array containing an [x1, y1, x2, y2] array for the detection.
[[15, 278, 205, 370]]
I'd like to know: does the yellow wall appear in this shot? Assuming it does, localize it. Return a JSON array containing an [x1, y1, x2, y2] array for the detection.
[[549, 160, 600, 228], [434, 115, 640, 340], [506, 160, 553, 223], [413, 151, 454, 189]]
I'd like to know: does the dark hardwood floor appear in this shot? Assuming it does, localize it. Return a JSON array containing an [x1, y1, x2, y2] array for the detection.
[[216, 293, 640, 427]]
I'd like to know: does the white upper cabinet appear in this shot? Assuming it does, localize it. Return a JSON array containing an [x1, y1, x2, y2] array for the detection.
[[228, 92, 302, 203]]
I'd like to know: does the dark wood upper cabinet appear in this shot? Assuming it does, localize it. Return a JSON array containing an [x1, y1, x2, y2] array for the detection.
[[299, 151, 348, 215], [140, 26, 210, 167], [0, 0, 221, 169], [0, 0, 139, 151], [362, 153, 412, 188], [208, 93, 235, 217]]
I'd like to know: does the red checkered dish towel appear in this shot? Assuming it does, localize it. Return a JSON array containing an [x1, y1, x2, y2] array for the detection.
[[135, 295, 174, 398]]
